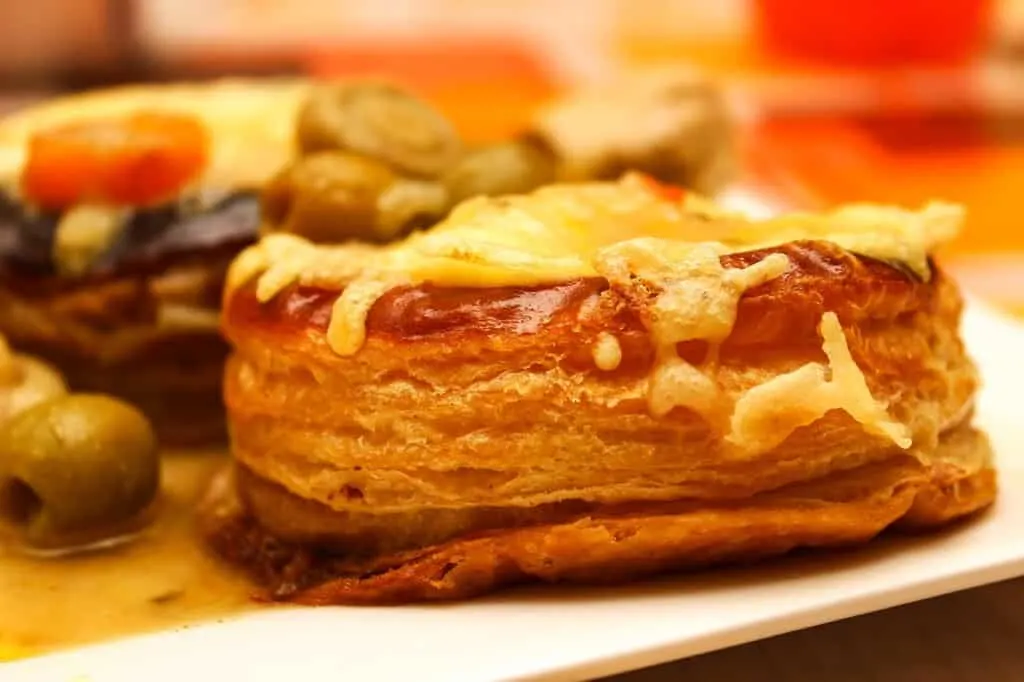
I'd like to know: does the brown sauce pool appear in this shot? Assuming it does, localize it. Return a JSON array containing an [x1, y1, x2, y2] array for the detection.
[[0, 451, 257, 661]]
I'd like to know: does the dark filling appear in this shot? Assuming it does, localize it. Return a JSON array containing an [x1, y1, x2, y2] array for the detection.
[[0, 190, 260, 279]]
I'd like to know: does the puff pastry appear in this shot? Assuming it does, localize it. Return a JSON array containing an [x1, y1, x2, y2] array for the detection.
[[207, 175, 995, 603]]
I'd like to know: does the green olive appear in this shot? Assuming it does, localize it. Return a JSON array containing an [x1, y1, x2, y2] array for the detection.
[[262, 151, 448, 243], [297, 82, 462, 178], [443, 137, 558, 206], [375, 178, 449, 240], [0, 394, 159, 550], [0, 354, 68, 425]]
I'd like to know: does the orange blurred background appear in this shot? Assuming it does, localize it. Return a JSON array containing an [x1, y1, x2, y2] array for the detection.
[[2, 0, 1024, 311]]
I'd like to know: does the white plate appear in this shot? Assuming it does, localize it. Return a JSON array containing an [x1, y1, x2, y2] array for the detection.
[[5, 306, 1024, 682]]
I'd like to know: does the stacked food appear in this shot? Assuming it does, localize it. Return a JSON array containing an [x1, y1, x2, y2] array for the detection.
[[207, 174, 994, 603], [0, 70, 996, 614], [0, 80, 309, 444]]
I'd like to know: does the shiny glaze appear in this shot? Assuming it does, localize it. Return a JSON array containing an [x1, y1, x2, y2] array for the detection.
[[225, 241, 933, 355]]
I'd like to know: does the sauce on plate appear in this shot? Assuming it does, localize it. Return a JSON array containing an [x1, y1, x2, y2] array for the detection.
[[0, 451, 257, 661]]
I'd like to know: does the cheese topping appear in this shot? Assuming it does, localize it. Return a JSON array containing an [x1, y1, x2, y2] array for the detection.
[[231, 175, 959, 303], [592, 238, 791, 418], [592, 333, 622, 371], [227, 175, 960, 390], [53, 205, 128, 276], [702, 202, 963, 282], [648, 356, 724, 419], [327, 279, 400, 356], [230, 234, 386, 304], [729, 312, 913, 453], [595, 239, 791, 345]]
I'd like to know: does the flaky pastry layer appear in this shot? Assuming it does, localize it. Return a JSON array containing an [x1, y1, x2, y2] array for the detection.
[[202, 422, 994, 603], [223, 242, 978, 522], [216, 185, 994, 602]]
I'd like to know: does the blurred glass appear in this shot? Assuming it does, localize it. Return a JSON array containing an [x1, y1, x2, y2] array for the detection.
[[753, 0, 995, 65]]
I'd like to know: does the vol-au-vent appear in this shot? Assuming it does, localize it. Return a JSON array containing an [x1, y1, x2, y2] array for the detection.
[[208, 174, 994, 603]]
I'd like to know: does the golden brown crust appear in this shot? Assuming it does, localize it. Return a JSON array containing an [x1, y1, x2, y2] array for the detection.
[[214, 238, 993, 603], [224, 241, 936, 346], [221, 241, 975, 511], [201, 424, 995, 604]]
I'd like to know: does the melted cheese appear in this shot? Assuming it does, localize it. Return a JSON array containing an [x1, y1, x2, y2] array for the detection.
[[595, 239, 790, 345], [647, 355, 724, 419], [729, 312, 912, 453], [327, 279, 399, 356], [592, 238, 791, 418], [232, 175, 959, 295], [228, 234, 383, 303], [592, 333, 622, 371], [687, 202, 963, 281], [228, 175, 962, 360], [53, 205, 127, 276]]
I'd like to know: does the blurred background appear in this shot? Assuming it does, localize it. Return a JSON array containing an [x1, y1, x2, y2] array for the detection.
[[2, 0, 1023, 311]]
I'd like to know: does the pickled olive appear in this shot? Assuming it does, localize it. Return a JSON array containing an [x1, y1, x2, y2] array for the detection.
[[0, 352, 68, 424], [296, 82, 462, 178], [0, 394, 159, 550], [262, 151, 397, 243], [443, 138, 558, 205], [376, 179, 449, 240], [263, 151, 443, 243]]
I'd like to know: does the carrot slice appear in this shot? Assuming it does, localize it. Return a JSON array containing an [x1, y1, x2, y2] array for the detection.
[[21, 112, 209, 209], [635, 173, 687, 204]]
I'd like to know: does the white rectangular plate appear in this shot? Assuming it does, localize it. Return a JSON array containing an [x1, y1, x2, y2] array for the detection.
[[5, 303, 1024, 682]]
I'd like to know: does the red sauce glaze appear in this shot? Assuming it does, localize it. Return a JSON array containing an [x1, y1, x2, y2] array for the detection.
[[224, 241, 933, 350]]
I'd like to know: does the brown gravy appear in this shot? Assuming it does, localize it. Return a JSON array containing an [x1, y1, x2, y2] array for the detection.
[[0, 451, 257, 661]]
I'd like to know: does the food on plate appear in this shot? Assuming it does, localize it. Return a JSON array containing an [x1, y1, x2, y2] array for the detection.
[[0, 80, 309, 443], [531, 67, 735, 194], [0, 72, 748, 655], [266, 81, 461, 245], [0, 445, 253, 658], [0, 333, 160, 554], [206, 173, 994, 603], [0, 394, 159, 551]]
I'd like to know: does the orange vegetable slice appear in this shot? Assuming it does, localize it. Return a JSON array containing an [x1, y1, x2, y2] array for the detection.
[[21, 112, 209, 209], [636, 173, 687, 204]]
